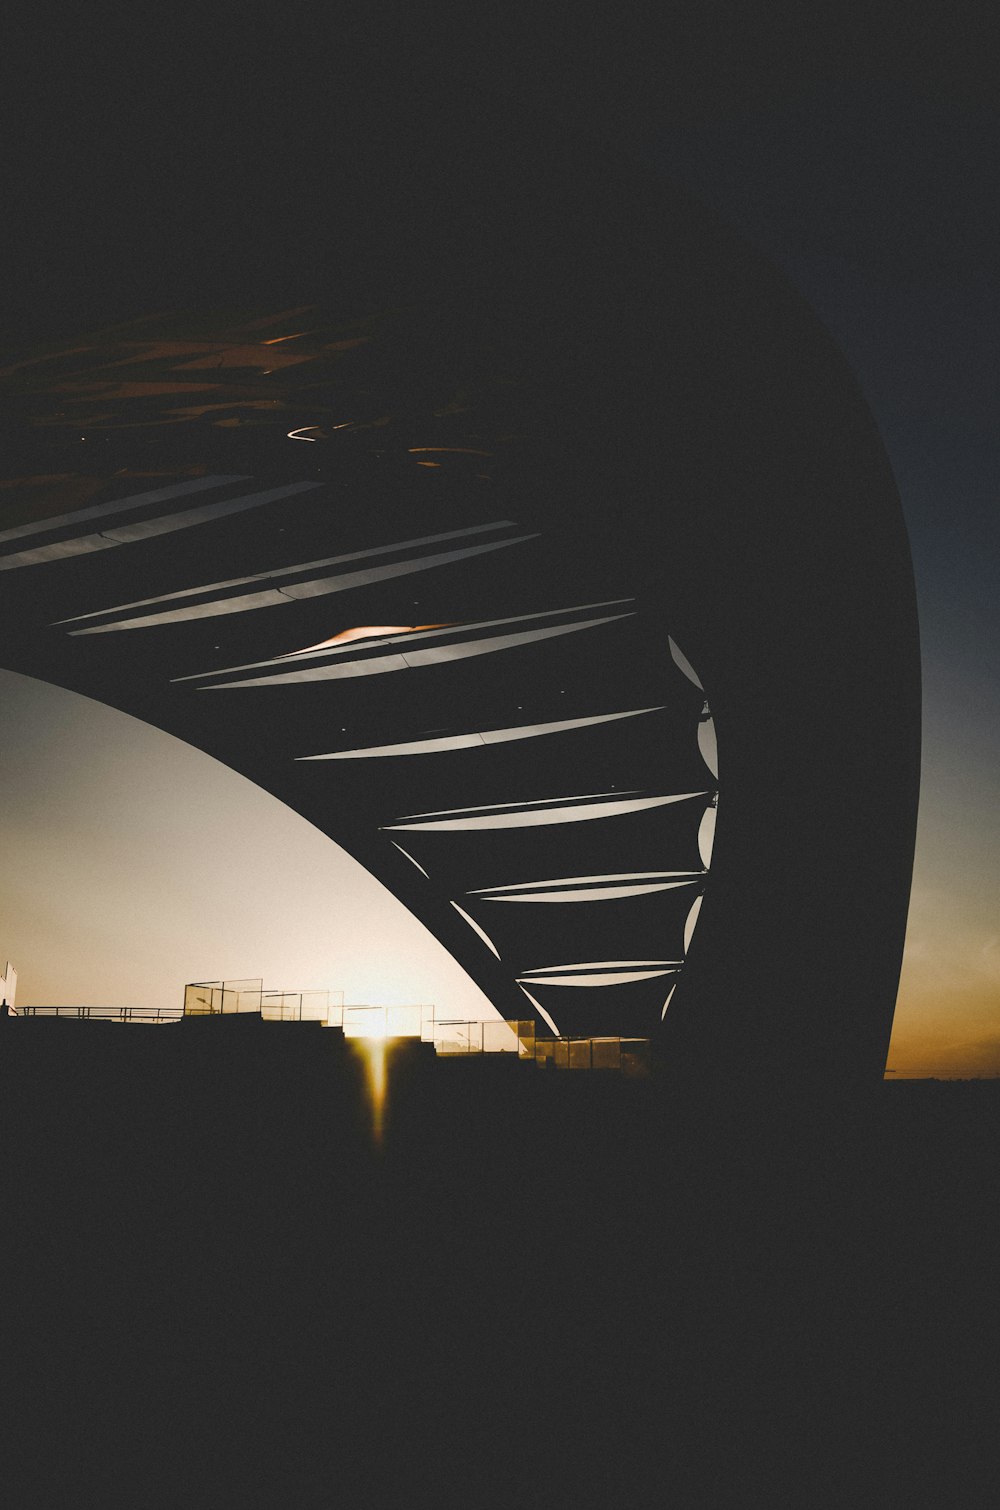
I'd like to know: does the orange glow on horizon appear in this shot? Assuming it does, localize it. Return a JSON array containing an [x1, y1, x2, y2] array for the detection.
[[886, 904, 1000, 1078], [886, 982, 1000, 1078]]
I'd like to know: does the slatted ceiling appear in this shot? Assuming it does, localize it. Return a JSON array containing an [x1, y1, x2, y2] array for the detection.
[[193, 606, 626, 686], [60, 584, 447, 684], [277, 531, 541, 599], [98, 542, 548, 654], [46, 476, 503, 608], [0, 474, 252, 545], [298, 596, 637, 653], [57, 520, 522, 628], [25, 520, 269, 609], [319, 617, 682, 723], [668, 635, 704, 690], [50, 471, 634, 625], [391, 841, 430, 878], [55, 589, 666, 741], [520, 966, 681, 986], [515, 973, 682, 1041], [471, 873, 702, 900], [292, 720, 711, 829], [386, 783, 706, 832], [377, 793, 712, 898], [459, 882, 701, 978], [0, 480, 330, 573], [411, 612, 657, 703], [169, 600, 651, 699], [224, 483, 481, 571], [0, 533, 121, 570], [289, 682, 636, 753], [195, 668, 666, 763], [292, 698, 705, 775], [492, 881, 695, 903], [683, 894, 704, 952], [449, 901, 502, 959], [400, 634, 682, 724], [63, 529, 536, 632], [526, 886, 698, 971], [1, 304, 719, 1048], [697, 716, 718, 778], [98, 481, 327, 544], [296, 705, 667, 760], [387, 790, 709, 831]]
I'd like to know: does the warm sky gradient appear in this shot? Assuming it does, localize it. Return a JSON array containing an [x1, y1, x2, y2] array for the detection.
[[0, 668, 498, 1023], [2, 17, 996, 1074], [650, 84, 1000, 1076]]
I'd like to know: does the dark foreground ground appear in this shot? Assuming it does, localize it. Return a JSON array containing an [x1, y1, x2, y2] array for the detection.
[[2, 1019, 998, 1508]]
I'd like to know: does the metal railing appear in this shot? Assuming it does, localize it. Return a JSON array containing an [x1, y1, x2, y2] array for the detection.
[[14, 983, 651, 1071], [13, 1004, 183, 1024], [183, 978, 264, 1015], [261, 989, 343, 1024]]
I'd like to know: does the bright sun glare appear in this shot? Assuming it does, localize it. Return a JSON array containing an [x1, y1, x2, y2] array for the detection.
[[348, 1032, 391, 1143]]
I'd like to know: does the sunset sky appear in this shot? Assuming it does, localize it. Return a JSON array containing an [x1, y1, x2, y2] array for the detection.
[[0, 666, 498, 1021], [2, 13, 996, 1076]]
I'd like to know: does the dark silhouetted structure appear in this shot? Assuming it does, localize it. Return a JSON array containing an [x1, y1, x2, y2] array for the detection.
[[0, 92, 919, 1088]]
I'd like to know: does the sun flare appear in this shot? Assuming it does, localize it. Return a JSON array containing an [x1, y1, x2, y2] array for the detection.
[[349, 1031, 391, 1143]]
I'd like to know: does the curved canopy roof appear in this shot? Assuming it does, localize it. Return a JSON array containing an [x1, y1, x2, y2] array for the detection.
[[0, 107, 919, 1081]]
